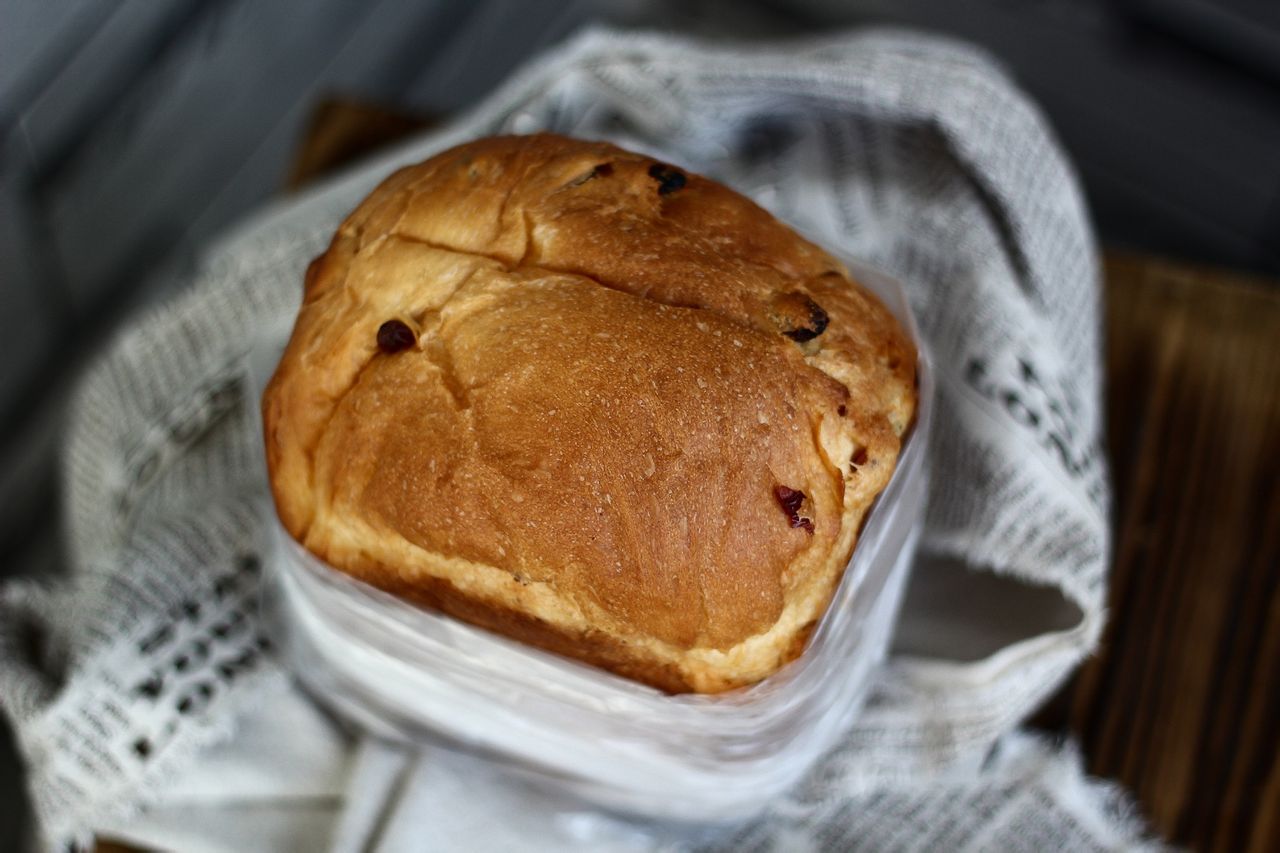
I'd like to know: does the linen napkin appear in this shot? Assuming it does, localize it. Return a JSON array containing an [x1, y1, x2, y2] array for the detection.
[[0, 26, 1157, 850]]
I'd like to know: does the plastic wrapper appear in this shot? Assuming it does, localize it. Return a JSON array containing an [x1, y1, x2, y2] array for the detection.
[[256, 258, 934, 824]]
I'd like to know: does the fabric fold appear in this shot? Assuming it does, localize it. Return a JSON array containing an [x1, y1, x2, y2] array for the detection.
[[0, 26, 1146, 849]]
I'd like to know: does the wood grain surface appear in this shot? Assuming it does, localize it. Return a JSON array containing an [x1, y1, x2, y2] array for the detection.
[[1037, 254, 1280, 852]]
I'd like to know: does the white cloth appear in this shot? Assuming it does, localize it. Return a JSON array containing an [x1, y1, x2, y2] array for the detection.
[[0, 26, 1160, 850]]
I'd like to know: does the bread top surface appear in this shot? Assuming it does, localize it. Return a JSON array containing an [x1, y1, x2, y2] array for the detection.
[[263, 133, 916, 692]]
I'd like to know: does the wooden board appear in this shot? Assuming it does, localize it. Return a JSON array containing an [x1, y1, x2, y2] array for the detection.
[[1036, 253, 1280, 852]]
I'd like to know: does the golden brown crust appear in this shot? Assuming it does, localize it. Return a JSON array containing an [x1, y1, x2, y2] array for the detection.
[[263, 134, 916, 693]]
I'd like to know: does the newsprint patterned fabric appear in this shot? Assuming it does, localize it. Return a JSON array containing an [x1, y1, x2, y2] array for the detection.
[[0, 28, 1163, 850]]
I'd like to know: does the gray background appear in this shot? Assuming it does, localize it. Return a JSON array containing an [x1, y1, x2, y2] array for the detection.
[[2, 0, 1279, 846]]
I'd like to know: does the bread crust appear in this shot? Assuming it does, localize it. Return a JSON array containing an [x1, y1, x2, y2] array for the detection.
[[263, 134, 916, 693]]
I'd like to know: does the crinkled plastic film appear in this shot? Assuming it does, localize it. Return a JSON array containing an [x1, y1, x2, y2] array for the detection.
[[256, 259, 933, 823]]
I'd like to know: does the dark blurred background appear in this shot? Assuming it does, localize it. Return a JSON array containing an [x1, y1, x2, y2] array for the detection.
[[2, 0, 1279, 848]]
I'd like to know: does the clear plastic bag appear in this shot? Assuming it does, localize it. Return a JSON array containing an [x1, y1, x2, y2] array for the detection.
[[256, 259, 933, 824]]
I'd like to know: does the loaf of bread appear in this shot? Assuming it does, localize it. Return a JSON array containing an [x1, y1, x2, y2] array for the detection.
[[263, 133, 916, 693]]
